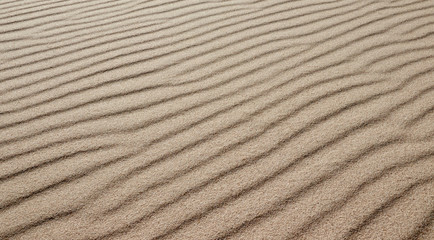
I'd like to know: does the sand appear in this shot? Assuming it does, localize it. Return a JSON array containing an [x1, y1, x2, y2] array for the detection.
[[0, 0, 433, 239]]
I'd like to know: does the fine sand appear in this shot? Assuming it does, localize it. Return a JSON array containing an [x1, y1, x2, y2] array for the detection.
[[0, 0, 433, 239]]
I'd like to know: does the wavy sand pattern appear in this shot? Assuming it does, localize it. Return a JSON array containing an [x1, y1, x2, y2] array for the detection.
[[0, 0, 433, 239]]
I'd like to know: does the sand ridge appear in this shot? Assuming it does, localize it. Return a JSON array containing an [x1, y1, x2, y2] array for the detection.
[[0, 0, 433, 239]]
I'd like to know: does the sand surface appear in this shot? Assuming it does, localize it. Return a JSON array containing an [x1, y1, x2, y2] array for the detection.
[[0, 0, 433, 239]]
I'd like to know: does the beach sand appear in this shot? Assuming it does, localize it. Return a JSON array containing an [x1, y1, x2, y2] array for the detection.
[[0, 0, 433, 239]]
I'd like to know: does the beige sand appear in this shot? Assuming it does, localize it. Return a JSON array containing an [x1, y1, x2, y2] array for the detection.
[[0, 0, 433, 239]]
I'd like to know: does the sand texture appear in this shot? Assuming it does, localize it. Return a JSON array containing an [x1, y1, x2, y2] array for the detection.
[[0, 0, 433, 239]]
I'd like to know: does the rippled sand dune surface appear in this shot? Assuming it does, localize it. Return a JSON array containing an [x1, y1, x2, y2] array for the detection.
[[1, 0, 433, 239]]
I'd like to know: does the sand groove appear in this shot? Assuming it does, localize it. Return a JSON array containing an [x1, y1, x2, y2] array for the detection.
[[0, 0, 433, 239]]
